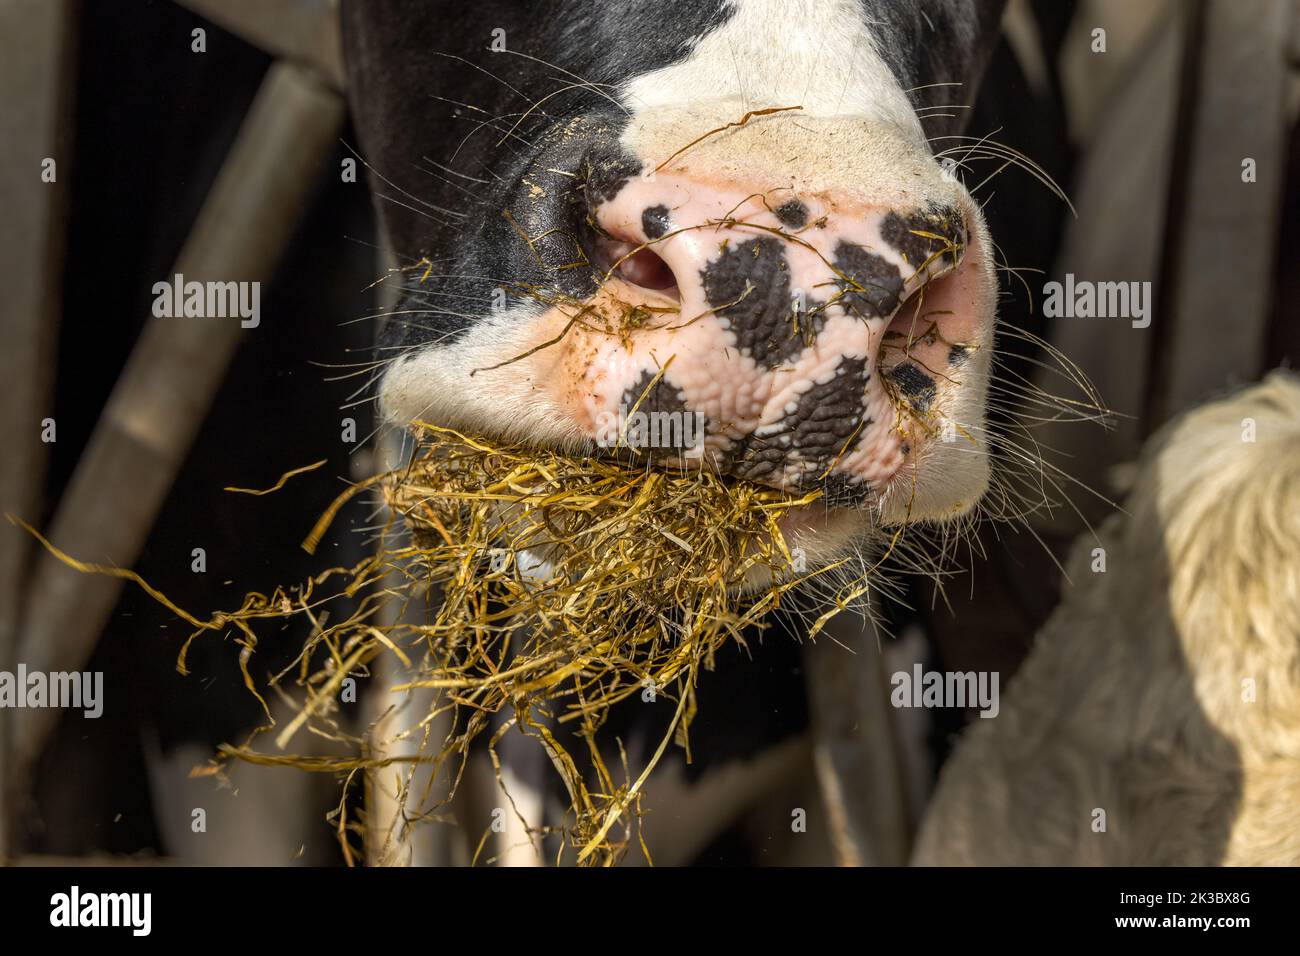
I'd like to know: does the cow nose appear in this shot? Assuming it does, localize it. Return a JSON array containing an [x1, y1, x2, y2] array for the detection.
[[589, 230, 681, 293], [573, 167, 985, 503], [590, 174, 966, 316]]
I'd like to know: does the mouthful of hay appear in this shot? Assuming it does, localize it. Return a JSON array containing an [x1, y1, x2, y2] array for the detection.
[[14, 424, 878, 866], [343, 424, 875, 863]]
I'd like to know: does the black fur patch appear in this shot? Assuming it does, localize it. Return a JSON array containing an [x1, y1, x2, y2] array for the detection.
[[887, 361, 937, 412], [852, 0, 1007, 140], [342, 0, 735, 355], [700, 237, 824, 369], [833, 241, 904, 320], [948, 343, 971, 366], [774, 199, 809, 229], [641, 204, 671, 239], [730, 356, 871, 486]]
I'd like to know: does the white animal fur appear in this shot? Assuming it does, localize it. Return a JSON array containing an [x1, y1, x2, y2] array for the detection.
[[622, 0, 926, 140], [913, 372, 1300, 865]]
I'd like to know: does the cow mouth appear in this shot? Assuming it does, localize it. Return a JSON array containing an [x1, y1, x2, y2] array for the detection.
[[492, 192, 994, 538]]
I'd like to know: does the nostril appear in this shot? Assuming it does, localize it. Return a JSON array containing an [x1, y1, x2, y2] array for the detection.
[[616, 246, 677, 291], [589, 228, 679, 296]]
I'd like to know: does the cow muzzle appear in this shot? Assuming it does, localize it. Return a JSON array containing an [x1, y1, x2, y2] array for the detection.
[[544, 166, 994, 513]]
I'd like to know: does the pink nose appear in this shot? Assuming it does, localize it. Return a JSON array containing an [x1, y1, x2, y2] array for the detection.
[[572, 170, 988, 504]]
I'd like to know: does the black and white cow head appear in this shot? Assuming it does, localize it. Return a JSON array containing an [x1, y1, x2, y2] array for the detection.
[[344, 0, 1006, 568]]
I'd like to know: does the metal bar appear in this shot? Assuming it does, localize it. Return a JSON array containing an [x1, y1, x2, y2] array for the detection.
[[173, 0, 344, 89], [1030, 9, 1185, 534], [362, 247, 459, 867], [804, 610, 913, 866], [1148, 0, 1291, 424], [9, 62, 345, 845], [0, 0, 78, 863]]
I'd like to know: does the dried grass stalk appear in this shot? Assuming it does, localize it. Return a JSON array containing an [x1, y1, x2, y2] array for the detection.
[[17, 425, 871, 866]]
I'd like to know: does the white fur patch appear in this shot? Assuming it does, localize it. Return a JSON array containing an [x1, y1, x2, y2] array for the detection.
[[622, 0, 924, 135], [379, 303, 587, 451]]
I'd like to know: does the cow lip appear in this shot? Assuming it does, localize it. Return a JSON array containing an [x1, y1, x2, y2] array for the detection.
[[775, 499, 831, 537]]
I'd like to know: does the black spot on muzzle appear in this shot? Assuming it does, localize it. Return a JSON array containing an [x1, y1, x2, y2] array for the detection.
[[619, 367, 694, 418], [701, 237, 826, 370], [774, 199, 809, 230], [641, 204, 671, 240], [583, 150, 645, 206], [833, 241, 904, 320], [886, 361, 937, 413], [881, 205, 966, 272], [729, 355, 871, 490]]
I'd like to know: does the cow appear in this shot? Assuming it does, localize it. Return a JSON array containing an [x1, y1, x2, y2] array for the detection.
[[914, 372, 1300, 865], [343, 0, 1007, 570], [341, 0, 1013, 863]]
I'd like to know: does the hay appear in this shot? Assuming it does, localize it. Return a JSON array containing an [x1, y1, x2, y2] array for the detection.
[[354, 423, 868, 863], [356, 426, 872, 862], [17, 424, 873, 866]]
